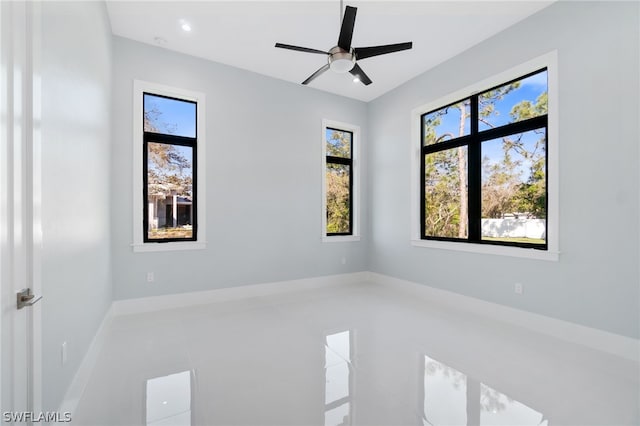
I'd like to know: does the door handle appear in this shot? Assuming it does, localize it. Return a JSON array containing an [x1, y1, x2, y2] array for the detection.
[[17, 288, 42, 310]]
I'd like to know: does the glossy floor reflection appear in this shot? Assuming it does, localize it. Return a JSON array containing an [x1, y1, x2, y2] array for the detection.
[[71, 282, 639, 425]]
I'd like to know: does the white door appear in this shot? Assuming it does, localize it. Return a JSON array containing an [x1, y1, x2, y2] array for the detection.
[[1, 1, 43, 422]]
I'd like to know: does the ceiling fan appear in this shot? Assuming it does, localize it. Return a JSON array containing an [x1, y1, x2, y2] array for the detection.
[[275, 3, 412, 86]]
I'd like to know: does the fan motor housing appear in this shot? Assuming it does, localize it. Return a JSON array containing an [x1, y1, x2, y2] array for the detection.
[[328, 46, 356, 73]]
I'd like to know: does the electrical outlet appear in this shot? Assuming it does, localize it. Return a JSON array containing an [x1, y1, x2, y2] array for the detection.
[[514, 282, 524, 295], [341, 257, 347, 265], [147, 272, 154, 283], [61, 341, 67, 366]]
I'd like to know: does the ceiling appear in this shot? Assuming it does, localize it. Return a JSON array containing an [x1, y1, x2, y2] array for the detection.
[[106, 1, 554, 102]]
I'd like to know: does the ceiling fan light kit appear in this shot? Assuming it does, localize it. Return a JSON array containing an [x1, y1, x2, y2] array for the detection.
[[275, 4, 413, 86], [328, 47, 355, 73]]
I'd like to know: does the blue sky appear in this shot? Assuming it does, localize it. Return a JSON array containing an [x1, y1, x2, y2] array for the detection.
[[144, 94, 195, 177], [479, 70, 547, 131], [325, 128, 351, 157], [144, 94, 196, 138], [481, 129, 546, 184], [424, 70, 547, 183], [424, 70, 547, 141]]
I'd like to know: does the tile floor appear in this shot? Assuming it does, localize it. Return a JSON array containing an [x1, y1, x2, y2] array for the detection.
[[71, 282, 639, 426]]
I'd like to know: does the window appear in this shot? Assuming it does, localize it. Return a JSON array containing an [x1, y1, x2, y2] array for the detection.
[[421, 68, 548, 248], [411, 52, 558, 260], [144, 94, 197, 242], [322, 120, 360, 242], [326, 128, 353, 235], [133, 81, 206, 251]]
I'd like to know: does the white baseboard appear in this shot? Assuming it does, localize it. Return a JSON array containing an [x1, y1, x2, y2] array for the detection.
[[58, 304, 114, 419], [368, 272, 639, 362], [112, 271, 371, 316]]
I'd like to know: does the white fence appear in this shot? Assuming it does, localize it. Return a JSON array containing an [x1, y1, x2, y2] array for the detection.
[[481, 218, 546, 239]]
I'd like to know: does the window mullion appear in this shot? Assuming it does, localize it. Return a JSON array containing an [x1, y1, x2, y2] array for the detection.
[[468, 95, 481, 242], [422, 134, 474, 154], [476, 115, 547, 142], [326, 156, 352, 166], [143, 132, 196, 146]]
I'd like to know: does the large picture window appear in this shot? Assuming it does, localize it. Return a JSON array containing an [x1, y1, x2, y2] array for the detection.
[[133, 81, 206, 252], [413, 55, 558, 259], [422, 68, 548, 249]]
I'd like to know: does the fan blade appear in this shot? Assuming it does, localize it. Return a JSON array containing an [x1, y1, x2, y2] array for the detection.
[[337, 6, 357, 51], [275, 43, 328, 55], [349, 63, 372, 86], [302, 63, 330, 85], [354, 42, 413, 60]]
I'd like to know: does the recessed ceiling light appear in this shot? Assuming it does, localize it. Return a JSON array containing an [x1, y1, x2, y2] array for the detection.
[[353, 77, 360, 83], [179, 19, 192, 32]]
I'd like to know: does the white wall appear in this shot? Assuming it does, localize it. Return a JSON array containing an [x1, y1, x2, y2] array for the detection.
[[111, 37, 368, 300], [367, 1, 639, 339], [41, 2, 113, 411]]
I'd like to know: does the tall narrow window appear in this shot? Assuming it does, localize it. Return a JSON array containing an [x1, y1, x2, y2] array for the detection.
[[326, 128, 353, 235], [133, 81, 206, 252], [322, 120, 360, 241], [144, 93, 197, 242]]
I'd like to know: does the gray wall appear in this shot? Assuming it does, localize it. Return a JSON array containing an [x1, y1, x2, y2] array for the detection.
[[41, 2, 113, 411], [367, 1, 639, 339], [111, 37, 368, 300]]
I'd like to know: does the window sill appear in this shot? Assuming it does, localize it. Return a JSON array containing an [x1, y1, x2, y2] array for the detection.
[[132, 241, 207, 253], [322, 235, 361, 243], [411, 239, 559, 261]]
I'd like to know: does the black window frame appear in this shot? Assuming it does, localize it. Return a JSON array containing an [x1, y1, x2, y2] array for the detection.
[[420, 68, 548, 250], [142, 92, 198, 243], [325, 127, 354, 236]]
